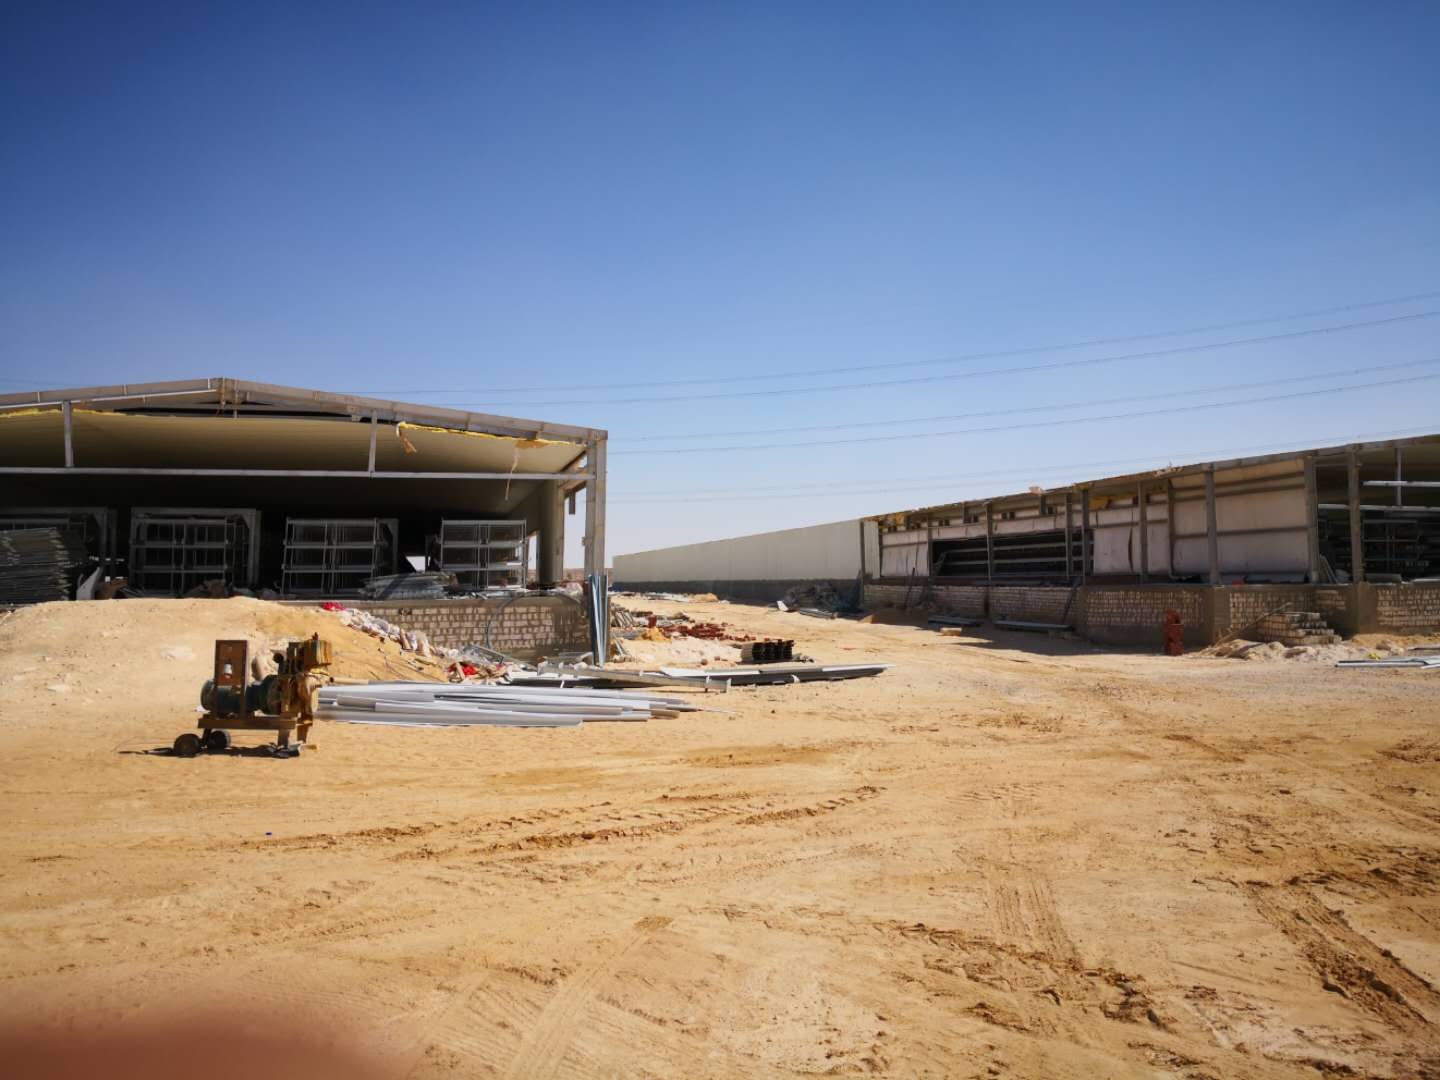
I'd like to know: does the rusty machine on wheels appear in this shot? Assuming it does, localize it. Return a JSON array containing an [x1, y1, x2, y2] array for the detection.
[[174, 635, 333, 759]]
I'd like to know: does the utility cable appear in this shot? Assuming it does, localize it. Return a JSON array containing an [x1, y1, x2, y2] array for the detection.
[[437, 308, 1440, 409], [609, 369, 1440, 455], [353, 287, 1440, 396], [617, 357, 1440, 442], [607, 423, 1440, 503]]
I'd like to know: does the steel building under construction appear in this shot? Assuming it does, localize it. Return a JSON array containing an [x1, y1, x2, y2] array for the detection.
[[616, 433, 1440, 645], [0, 377, 608, 657]]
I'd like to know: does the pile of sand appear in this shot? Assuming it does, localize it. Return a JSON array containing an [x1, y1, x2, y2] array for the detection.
[[1202, 637, 1412, 663], [0, 598, 445, 734]]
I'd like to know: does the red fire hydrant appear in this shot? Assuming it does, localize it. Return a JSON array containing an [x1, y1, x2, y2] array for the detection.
[[1162, 609, 1184, 656]]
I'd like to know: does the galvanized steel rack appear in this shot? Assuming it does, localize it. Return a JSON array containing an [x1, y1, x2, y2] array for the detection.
[[435, 519, 527, 590], [128, 507, 261, 595], [282, 517, 399, 597]]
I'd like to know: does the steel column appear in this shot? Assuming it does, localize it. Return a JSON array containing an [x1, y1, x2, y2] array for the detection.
[[1166, 477, 1176, 578], [1064, 490, 1074, 582], [1204, 465, 1220, 585], [1347, 449, 1365, 583], [583, 438, 608, 581], [61, 400, 74, 468], [1137, 483, 1148, 582], [1303, 455, 1321, 583], [984, 503, 995, 583]]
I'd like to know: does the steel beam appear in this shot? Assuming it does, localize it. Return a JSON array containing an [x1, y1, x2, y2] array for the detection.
[[0, 466, 592, 480]]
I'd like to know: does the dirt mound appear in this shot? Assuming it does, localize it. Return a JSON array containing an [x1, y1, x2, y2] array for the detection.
[[0, 598, 444, 735]]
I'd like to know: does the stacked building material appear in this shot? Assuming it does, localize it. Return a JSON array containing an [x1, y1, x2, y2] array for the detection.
[[739, 639, 795, 663], [512, 662, 890, 689], [318, 680, 699, 726], [360, 571, 456, 599], [0, 527, 87, 604]]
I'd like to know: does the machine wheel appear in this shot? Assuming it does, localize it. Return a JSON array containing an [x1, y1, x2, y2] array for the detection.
[[203, 729, 231, 753], [173, 733, 203, 758]]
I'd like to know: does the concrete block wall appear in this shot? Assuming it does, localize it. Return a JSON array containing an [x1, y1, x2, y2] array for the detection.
[[1079, 586, 1211, 646], [345, 596, 590, 660], [863, 582, 986, 616], [989, 586, 1073, 624], [1373, 584, 1440, 634], [864, 579, 1440, 646]]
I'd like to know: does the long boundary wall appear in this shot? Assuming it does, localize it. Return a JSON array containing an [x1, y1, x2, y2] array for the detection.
[[864, 580, 1440, 647], [614, 519, 879, 603]]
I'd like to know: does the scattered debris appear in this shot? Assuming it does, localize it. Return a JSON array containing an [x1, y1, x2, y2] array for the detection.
[[927, 614, 982, 628], [782, 582, 843, 613], [1336, 655, 1440, 669], [739, 640, 795, 663], [994, 619, 1073, 634]]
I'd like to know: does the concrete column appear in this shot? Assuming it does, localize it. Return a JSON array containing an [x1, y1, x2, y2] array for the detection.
[[536, 480, 565, 585], [1205, 465, 1220, 585], [1303, 455, 1321, 583], [1347, 449, 1365, 583], [1080, 488, 1090, 583]]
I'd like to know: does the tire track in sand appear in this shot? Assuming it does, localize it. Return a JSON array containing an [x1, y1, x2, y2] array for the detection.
[[499, 916, 671, 1080]]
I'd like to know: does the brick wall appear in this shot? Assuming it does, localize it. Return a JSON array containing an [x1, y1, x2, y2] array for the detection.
[[864, 582, 987, 616], [345, 596, 590, 660], [1078, 586, 1211, 646], [1373, 584, 1440, 633], [989, 586, 1073, 623], [1222, 586, 1317, 637]]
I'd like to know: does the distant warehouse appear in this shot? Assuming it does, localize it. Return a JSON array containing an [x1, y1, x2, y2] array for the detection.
[[614, 434, 1440, 645], [0, 377, 608, 658]]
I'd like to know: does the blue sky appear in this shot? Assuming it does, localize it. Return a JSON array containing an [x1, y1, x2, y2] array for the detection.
[[2, 2, 1438, 565]]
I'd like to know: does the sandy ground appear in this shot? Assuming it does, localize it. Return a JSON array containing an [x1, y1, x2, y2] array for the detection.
[[1, 597, 1438, 1078]]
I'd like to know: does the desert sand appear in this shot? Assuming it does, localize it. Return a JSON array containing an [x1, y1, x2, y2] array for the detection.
[[1, 597, 1437, 1078]]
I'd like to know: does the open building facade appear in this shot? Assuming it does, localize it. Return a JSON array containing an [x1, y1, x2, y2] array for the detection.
[[0, 377, 608, 657], [615, 434, 1440, 645]]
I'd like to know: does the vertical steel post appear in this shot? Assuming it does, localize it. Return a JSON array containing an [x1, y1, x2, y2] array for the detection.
[[583, 438, 608, 581], [984, 503, 995, 583], [367, 413, 377, 474], [1137, 483, 1148, 582], [1303, 455, 1321, 583], [62, 400, 74, 468], [1205, 466, 1220, 585], [1347, 448, 1365, 583], [1165, 477, 1176, 578], [1064, 490, 1074, 582]]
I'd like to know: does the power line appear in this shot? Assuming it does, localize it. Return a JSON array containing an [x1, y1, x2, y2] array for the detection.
[[618, 357, 1440, 442], [608, 424, 1440, 504], [435, 309, 1440, 409], [350, 288, 1440, 396], [610, 369, 1440, 455]]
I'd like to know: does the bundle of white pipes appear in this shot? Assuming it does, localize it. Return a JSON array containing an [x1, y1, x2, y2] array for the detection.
[[317, 681, 700, 728]]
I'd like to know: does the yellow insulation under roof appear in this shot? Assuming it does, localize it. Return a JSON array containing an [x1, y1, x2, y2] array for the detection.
[[395, 421, 572, 449]]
